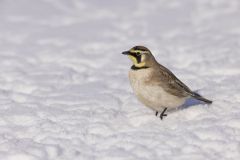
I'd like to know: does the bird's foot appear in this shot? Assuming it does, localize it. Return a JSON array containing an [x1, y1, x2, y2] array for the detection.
[[160, 108, 167, 120]]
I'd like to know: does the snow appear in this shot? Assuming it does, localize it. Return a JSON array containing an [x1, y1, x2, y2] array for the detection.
[[0, 0, 240, 159]]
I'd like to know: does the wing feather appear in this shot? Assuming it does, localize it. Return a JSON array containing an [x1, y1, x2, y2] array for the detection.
[[150, 64, 193, 98]]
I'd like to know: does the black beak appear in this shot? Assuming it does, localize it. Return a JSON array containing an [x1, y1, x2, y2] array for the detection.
[[122, 51, 130, 55]]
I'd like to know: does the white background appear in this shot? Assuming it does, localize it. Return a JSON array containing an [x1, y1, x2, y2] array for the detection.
[[0, 0, 240, 159]]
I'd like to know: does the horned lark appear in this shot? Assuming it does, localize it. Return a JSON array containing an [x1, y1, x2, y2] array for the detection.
[[122, 46, 212, 120]]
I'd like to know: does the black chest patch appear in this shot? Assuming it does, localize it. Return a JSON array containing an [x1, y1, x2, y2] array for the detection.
[[131, 65, 149, 70]]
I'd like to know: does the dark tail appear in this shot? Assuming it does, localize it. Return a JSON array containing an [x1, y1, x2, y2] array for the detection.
[[191, 92, 212, 104]]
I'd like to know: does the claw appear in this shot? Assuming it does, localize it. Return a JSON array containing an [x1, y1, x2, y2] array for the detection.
[[160, 108, 168, 120]]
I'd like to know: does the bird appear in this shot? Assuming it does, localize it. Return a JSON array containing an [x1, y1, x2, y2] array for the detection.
[[122, 46, 212, 120]]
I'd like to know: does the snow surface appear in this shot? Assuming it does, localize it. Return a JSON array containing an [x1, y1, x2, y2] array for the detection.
[[0, 0, 240, 159]]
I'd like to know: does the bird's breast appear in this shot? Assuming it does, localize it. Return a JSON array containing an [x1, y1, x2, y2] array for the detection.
[[128, 69, 185, 110]]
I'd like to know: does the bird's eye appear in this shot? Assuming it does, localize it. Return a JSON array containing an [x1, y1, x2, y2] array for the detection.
[[136, 52, 141, 56]]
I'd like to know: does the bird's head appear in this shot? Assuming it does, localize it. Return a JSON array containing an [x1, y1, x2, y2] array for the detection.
[[122, 46, 156, 68]]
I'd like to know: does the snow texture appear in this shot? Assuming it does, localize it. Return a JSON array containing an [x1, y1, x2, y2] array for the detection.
[[0, 0, 240, 159]]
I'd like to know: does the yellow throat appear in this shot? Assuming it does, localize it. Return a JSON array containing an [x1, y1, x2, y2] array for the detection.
[[128, 55, 146, 67]]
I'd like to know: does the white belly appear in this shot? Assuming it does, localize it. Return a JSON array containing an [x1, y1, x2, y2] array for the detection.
[[129, 69, 186, 111]]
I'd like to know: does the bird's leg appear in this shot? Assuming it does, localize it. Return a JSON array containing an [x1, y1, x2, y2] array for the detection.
[[155, 111, 158, 116], [160, 108, 167, 120]]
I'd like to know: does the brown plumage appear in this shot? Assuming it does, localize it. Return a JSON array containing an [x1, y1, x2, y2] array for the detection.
[[122, 46, 212, 119]]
